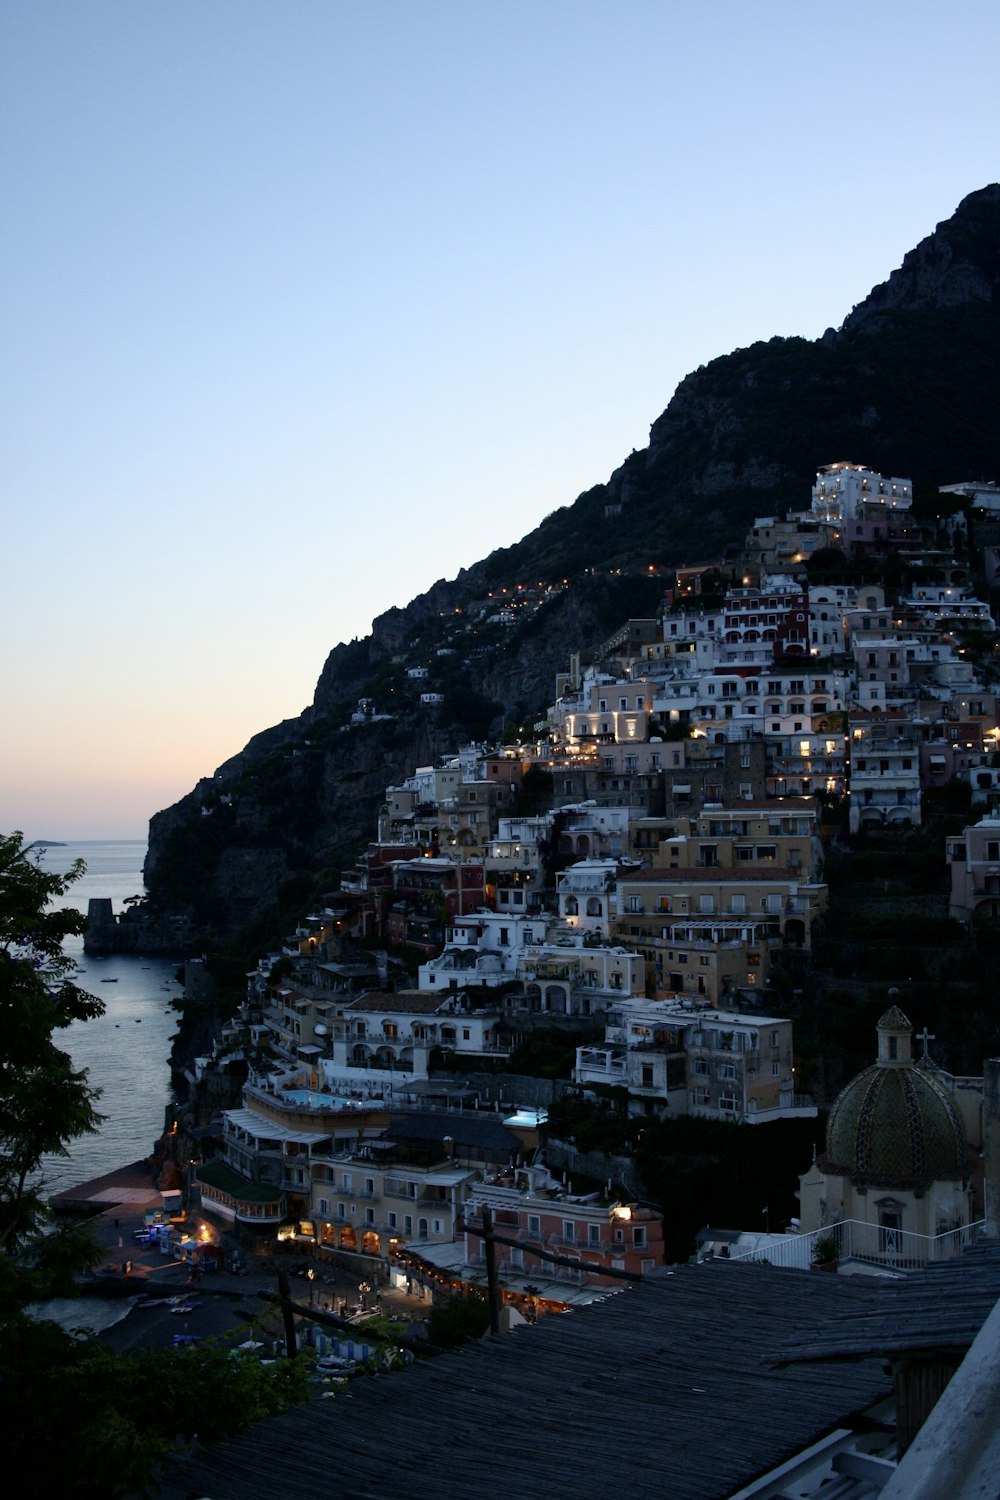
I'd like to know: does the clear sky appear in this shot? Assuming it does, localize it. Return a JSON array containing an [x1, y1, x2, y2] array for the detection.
[[2, 1, 997, 840]]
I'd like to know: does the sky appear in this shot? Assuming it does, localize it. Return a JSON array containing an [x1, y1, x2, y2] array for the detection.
[[2, 1, 997, 840]]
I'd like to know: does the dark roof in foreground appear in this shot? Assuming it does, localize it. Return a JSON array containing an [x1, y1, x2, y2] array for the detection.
[[153, 1261, 896, 1500], [775, 1239, 1000, 1364]]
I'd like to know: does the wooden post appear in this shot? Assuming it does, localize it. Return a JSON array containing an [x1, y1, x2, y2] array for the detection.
[[481, 1205, 501, 1335], [276, 1265, 298, 1358]]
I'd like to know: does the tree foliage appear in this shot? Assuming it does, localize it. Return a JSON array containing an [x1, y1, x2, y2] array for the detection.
[[426, 1291, 491, 1348], [0, 1314, 314, 1498], [0, 833, 104, 1254], [0, 834, 318, 1495]]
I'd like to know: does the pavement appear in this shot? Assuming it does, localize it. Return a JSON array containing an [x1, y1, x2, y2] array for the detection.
[[56, 1162, 429, 1354]]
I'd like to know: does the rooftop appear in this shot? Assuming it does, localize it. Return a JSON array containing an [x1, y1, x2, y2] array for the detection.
[[154, 1261, 896, 1500]]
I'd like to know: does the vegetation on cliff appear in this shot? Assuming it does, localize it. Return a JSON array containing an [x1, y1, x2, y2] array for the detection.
[[143, 185, 1000, 956]]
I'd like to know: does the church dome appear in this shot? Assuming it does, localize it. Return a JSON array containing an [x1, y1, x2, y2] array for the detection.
[[824, 1007, 968, 1188]]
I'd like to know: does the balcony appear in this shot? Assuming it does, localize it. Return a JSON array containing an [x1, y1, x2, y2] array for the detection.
[[729, 1217, 985, 1270], [527, 962, 575, 981]]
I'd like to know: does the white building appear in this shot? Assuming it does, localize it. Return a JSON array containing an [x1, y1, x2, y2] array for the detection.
[[811, 462, 913, 523]]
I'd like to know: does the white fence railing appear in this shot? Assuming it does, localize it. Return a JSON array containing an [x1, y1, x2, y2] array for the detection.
[[725, 1218, 987, 1272]]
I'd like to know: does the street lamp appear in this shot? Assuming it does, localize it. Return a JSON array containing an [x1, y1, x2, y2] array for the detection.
[[610, 1202, 632, 1257], [448, 834, 463, 919]]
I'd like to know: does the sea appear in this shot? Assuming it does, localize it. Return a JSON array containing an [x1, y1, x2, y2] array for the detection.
[[35, 839, 182, 1197]]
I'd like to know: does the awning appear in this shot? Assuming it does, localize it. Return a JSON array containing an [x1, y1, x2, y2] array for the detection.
[[226, 1108, 329, 1146]]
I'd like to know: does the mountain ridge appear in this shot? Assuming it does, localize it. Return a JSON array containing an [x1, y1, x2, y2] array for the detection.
[[142, 185, 1000, 944]]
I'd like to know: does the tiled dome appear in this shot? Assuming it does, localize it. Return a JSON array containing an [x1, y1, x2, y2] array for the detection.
[[824, 1008, 968, 1188]]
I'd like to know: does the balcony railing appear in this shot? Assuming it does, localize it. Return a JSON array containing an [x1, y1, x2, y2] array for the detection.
[[727, 1217, 986, 1271]]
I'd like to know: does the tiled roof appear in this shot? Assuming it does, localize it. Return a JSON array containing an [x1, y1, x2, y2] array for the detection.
[[154, 1261, 895, 1500], [774, 1242, 1000, 1363], [825, 1063, 968, 1187], [342, 990, 449, 1014]]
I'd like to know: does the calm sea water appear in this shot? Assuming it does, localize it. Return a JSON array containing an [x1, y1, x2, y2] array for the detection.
[[35, 840, 181, 1196]]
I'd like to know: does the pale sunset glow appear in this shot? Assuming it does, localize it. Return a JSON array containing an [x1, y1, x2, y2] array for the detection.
[[2, 1, 997, 838]]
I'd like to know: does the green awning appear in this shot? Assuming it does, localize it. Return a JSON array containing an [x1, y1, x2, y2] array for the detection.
[[195, 1159, 283, 1204]]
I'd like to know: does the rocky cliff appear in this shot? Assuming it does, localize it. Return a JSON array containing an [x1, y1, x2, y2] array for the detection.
[[144, 185, 1000, 950]]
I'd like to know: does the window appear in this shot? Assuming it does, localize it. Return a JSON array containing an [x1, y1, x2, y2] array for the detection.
[[365, 1177, 375, 1196], [365, 1208, 375, 1225], [588, 1223, 602, 1247], [563, 1221, 576, 1243], [388, 1211, 397, 1229], [632, 1225, 647, 1249], [527, 1214, 541, 1237]]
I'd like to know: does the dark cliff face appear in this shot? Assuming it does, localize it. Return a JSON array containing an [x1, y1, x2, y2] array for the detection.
[[144, 185, 1000, 947], [144, 572, 668, 946], [839, 184, 1000, 335], [145, 717, 456, 944]]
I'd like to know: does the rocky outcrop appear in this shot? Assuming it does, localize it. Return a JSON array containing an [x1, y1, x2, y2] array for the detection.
[[840, 184, 1000, 336], [83, 897, 194, 955], [142, 185, 1000, 949]]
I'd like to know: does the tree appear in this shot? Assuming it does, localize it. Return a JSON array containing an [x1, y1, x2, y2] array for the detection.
[[0, 832, 104, 1254], [426, 1291, 491, 1348], [0, 834, 317, 1495]]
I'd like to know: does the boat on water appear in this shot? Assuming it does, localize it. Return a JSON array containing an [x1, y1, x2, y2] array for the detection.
[[101, 978, 119, 983]]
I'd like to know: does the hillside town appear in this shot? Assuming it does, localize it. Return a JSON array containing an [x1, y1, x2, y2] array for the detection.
[[147, 458, 1000, 1496], [87, 453, 986, 1486], [172, 463, 998, 1311]]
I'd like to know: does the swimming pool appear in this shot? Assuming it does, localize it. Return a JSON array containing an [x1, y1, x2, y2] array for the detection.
[[281, 1088, 369, 1109]]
